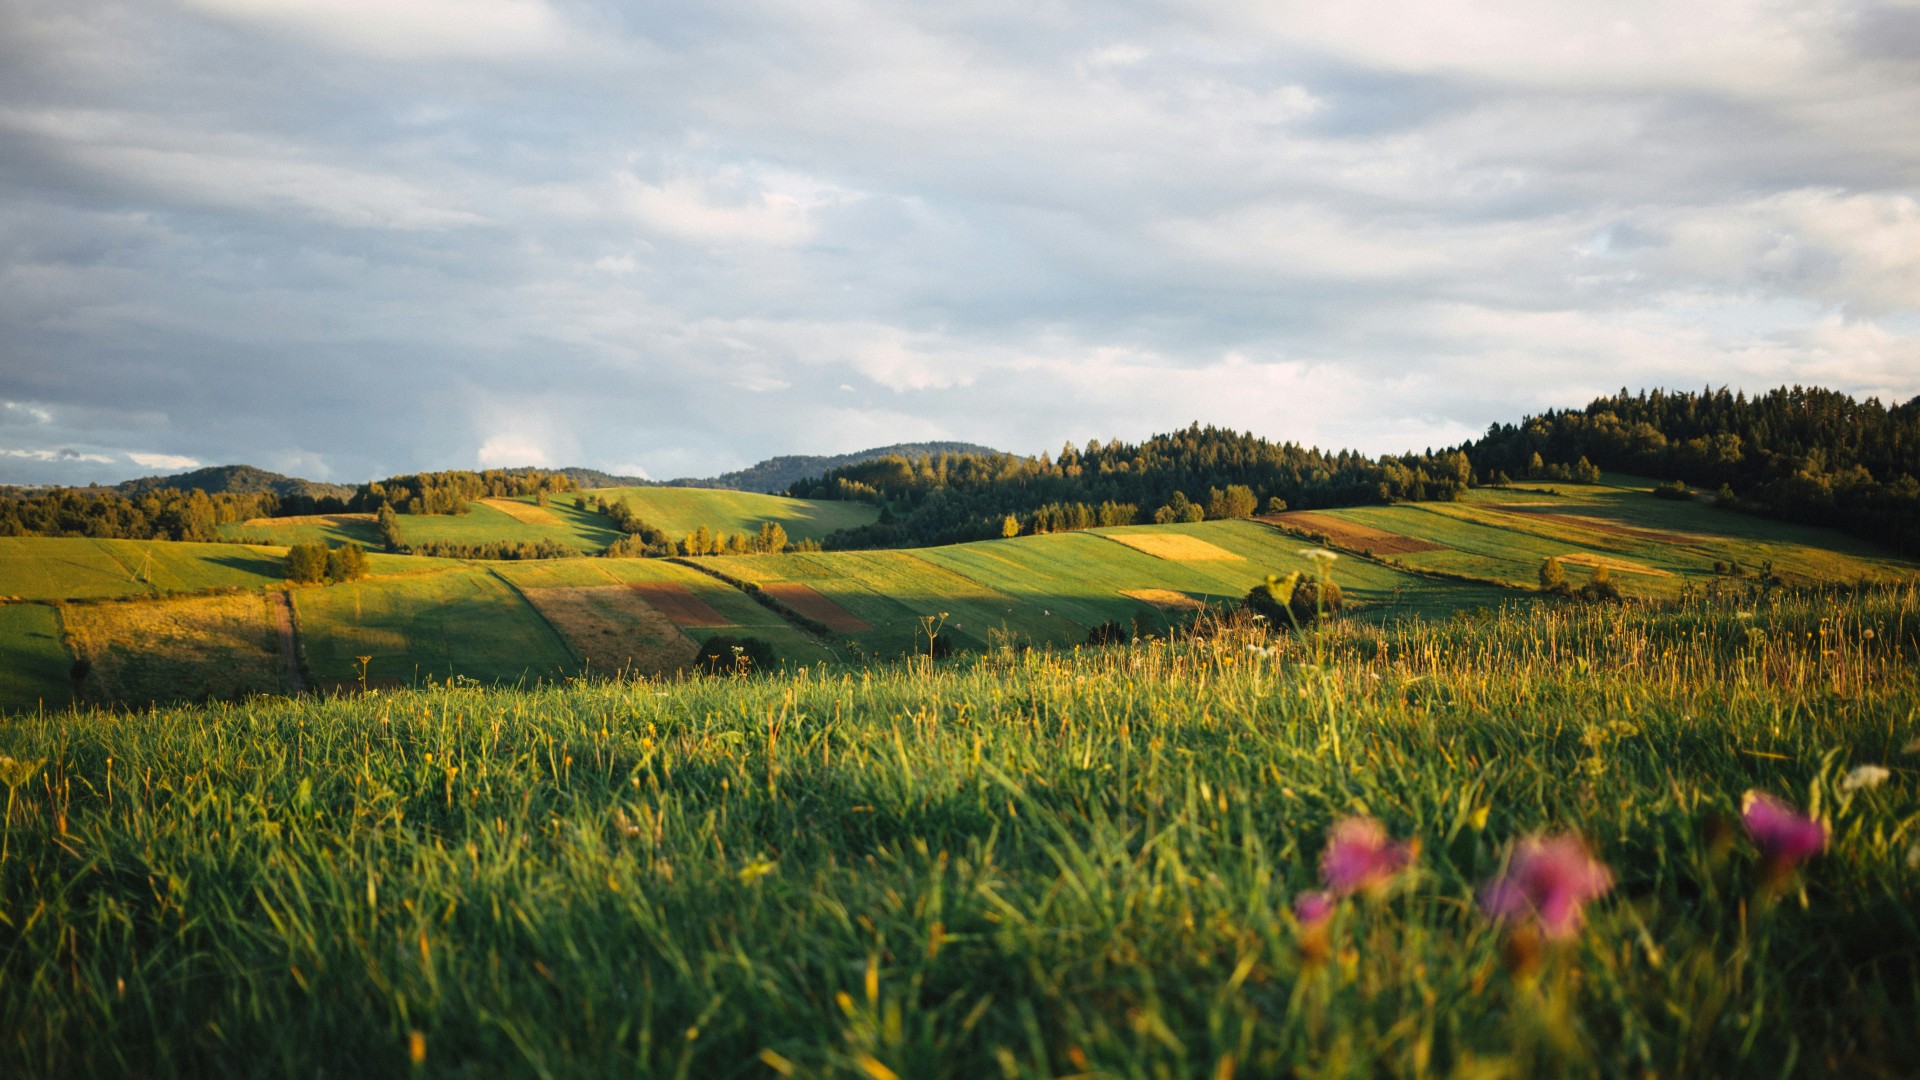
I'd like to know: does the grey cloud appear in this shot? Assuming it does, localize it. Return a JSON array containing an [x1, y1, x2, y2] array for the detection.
[[0, 0, 1916, 486]]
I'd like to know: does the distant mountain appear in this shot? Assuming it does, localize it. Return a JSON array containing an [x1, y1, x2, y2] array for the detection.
[[550, 467, 656, 489], [664, 442, 1007, 494], [115, 464, 354, 502]]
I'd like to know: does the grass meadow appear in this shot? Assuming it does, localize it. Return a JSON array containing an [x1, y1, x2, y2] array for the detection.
[[290, 568, 576, 689], [1, 584, 1915, 1077], [583, 487, 880, 543], [0, 604, 71, 714]]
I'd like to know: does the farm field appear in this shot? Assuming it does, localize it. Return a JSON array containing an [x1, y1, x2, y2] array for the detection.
[[0, 536, 440, 603], [63, 592, 289, 706], [0, 604, 71, 713], [1266, 480, 1918, 594], [581, 486, 879, 542], [219, 513, 382, 549], [290, 567, 576, 689], [0, 537, 291, 600], [1, 587, 1915, 1076], [387, 499, 618, 553], [492, 557, 833, 669]]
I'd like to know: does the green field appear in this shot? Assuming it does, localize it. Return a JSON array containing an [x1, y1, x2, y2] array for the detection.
[[0, 536, 445, 603], [1270, 481, 1917, 595], [291, 567, 576, 688], [584, 486, 879, 542], [218, 514, 383, 548], [0, 604, 71, 713], [2, 587, 1915, 1075], [0, 537, 292, 600], [369, 487, 877, 554], [699, 520, 1514, 658]]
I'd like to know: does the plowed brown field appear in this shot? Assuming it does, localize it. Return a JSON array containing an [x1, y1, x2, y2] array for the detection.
[[629, 581, 731, 626], [758, 582, 871, 631], [1260, 512, 1446, 554]]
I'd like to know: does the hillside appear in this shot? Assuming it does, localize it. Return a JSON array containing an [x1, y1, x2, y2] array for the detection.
[[8, 473, 1917, 710], [668, 441, 1004, 493], [115, 464, 354, 503]]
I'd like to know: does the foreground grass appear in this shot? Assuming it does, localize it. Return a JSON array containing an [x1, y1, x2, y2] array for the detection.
[[1, 587, 1917, 1077]]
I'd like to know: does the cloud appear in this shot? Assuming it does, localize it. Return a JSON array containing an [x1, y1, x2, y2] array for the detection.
[[0, 0, 1914, 486], [126, 452, 201, 470], [614, 168, 852, 247], [181, 0, 576, 59], [2, 447, 115, 464], [0, 108, 485, 230]]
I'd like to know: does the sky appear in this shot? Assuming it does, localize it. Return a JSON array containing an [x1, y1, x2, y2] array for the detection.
[[2, 0, 1918, 486]]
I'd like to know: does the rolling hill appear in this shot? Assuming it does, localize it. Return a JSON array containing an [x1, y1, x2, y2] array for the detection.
[[7, 473, 1915, 711]]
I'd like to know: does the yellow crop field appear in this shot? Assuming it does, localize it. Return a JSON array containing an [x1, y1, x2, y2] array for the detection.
[[1120, 588, 1207, 611], [62, 593, 289, 704], [1105, 533, 1245, 561], [479, 498, 563, 525]]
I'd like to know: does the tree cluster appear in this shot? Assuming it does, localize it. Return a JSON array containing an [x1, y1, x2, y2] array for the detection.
[[285, 542, 369, 583], [1467, 386, 1920, 554], [409, 538, 577, 561], [789, 425, 1473, 549], [0, 487, 277, 542], [350, 469, 577, 516]]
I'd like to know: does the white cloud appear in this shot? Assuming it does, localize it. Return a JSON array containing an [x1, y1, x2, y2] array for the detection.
[[2, 402, 54, 424], [182, 0, 576, 60], [476, 434, 552, 468], [127, 452, 201, 470], [615, 168, 850, 247], [1, 447, 114, 464]]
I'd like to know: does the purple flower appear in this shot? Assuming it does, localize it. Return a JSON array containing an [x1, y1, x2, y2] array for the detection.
[[1479, 833, 1614, 941], [1292, 890, 1335, 927], [1319, 816, 1417, 896], [1742, 791, 1826, 888]]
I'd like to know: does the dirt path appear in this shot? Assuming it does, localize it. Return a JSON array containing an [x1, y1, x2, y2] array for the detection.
[[270, 590, 308, 694]]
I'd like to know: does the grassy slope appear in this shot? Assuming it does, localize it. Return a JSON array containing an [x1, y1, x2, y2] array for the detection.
[[583, 486, 879, 542], [0, 537, 443, 602], [217, 515, 382, 548], [290, 567, 576, 688], [1273, 480, 1916, 595], [0, 604, 71, 713], [1, 589, 1914, 1076]]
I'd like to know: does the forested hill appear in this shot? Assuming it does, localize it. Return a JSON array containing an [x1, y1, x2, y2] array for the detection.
[[788, 425, 1471, 549], [1466, 386, 1920, 554], [115, 465, 353, 503], [668, 442, 1004, 493]]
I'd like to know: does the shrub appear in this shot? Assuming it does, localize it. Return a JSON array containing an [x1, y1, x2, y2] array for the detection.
[[1539, 557, 1571, 595], [1245, 576, 1343, 627], [285, 544, 328, 583], [1652, 479, 1693, 500], [1086, 620, 1132, 647], [694, 635, 777, 675]]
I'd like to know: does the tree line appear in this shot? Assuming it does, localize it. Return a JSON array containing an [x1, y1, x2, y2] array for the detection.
[[1466, 386, 1920, 554], [787, 424, 1471, 548], [349, 469, 578, 517], [0, 487, 277, 542]]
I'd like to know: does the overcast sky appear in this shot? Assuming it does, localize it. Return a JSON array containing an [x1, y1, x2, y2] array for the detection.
[[3, 0, 1918, 485]]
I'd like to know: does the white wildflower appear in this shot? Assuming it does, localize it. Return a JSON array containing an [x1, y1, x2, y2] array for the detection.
[[1841, 765, 1891, 793], [1299, 548, 1339, 563]]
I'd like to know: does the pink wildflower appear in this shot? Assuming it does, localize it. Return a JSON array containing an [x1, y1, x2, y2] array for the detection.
[[1319, 816, 1418, 896], [1479, 833, 1614, 941], [1291, 889, 1335, 967], [1742, 790, 1825, 889], [1291, 890, 1335, 927]]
